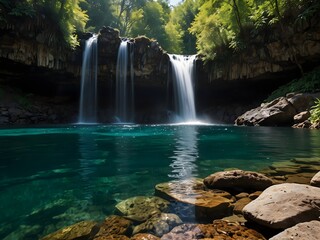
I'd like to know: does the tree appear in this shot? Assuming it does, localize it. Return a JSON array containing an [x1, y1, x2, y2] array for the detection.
[[0, 0, 88, 48], [166, 0, 200, 54], [81, 0, 116, 31]]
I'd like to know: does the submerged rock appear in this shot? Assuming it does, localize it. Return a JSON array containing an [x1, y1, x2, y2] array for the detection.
[[243, 183, 320, 229], [269, 220, 320, 240], [311, 171, 320, 187], [115, 196, 169, 222], [40, 220, 99, 240], [133, 213, 182, 237], [161, 220, 266, 240], [204, 170, 273, 191], [155, 178, 233, 222], [94, 215, 132, 238]]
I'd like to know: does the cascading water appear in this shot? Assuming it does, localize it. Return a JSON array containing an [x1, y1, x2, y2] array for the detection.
[[115, 40, 134, 123], [169, 54, 197, 122], [79, 35, 98, 123]]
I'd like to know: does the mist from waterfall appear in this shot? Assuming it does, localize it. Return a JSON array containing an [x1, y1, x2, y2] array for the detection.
[[115, 40, 134, 123], [169, 54, 197, 122], [79, 35, 98, 123]]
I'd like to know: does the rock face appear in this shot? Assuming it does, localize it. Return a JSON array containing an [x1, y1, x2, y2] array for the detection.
[[207, 18, 320, 81], [311, 171, 320, 187], [235, 93, 320, 127], [40, 220, 99, 240], [155, 178, 233, 222], [133, 213, 182, 237], [204, 170, 274, 191], [161, 220, 266, 240], [115, 196, 169, 222], [235, 97, 297, 126], [269, 221, 320, 240], [243, 183, 320, 229]]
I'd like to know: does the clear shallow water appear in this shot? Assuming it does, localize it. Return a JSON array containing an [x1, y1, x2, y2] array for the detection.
[[0, 124, 319, 239]]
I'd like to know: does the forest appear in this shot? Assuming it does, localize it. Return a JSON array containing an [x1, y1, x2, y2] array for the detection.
[[1, 0, 319, 58]]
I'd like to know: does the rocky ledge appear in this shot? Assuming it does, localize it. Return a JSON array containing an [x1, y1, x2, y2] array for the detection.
[[34, 157, 320, 240], [235, 92, 320, 128]]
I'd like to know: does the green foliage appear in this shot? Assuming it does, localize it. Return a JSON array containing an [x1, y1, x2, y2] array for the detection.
[[165, 0, 199, 54], [0, 0, 88, 49], [190, 0, 320, 61], [310, 98, 320, 124], [266, 69, 320, 102], [81, 0, 116, 31]]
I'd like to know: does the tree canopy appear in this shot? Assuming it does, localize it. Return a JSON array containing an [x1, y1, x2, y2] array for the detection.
[[1, 0, 319, 55]]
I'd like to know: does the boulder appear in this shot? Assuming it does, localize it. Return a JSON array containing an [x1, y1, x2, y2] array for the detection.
[[94, 235, 130, 240], [160, 220, 266, 240], [287, 93, 315, 112], [131, 233, 160, 240], [269, 220, 320, 240], [40, 221, 99, 240], [204, 170, 273, 191], [293, 111, 311, 123], [311, 171, 320, 187], [155, 178, 233, 222], [243, 183, 320, 229], [133, 213, 182, 237], [235, 97, 297, 126], [115, 196, 169, 222], [94, 215, 132, 238]]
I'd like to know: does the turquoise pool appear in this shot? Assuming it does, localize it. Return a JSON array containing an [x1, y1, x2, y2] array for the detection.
[[0, 124, 319, 239]]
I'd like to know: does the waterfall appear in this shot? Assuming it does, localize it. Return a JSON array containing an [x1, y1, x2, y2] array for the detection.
[[79, 35, 98, 123], [169, 54, 197, 122], [115, 40, 134, 123]]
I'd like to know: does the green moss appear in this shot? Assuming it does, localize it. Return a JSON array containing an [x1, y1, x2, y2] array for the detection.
[[310, 98, 320, 124], [265, 69, 320, 102]]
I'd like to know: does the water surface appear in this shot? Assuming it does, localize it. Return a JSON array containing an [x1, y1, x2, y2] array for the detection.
[[0, 124, 319, 239]]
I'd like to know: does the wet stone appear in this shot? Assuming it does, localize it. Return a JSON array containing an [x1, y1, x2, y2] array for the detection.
[[204, 170, 273, 192], [94, 235, 130, 240], [161, 220, 266, 240], [222, 214, 247, 225], [248, 191, 262, 200], [133, 213, 182, 237], [235, 192, 249, 200], [233, 197, 252, 214], [40, 220, 99, 240], [115, 196, 169, 222], [155, 178, 233, 222], [94, 215, 132, 238], [131, 233, 160, 240]]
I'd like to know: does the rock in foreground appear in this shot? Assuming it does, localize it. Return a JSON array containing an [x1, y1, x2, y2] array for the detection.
[[161, 220, 266, 240], [269, 220, 320, 240], [243, 183, 320, 229], [311, 171, 320, 187], [40, 221, 99, 240], [115, 196, 169, 222], [155, 178, 233, 221], [204, 170, 273, 191]]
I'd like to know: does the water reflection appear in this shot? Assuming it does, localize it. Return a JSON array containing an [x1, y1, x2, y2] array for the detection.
[[169, 126, 199, 179], [78, 132, 98, 200]]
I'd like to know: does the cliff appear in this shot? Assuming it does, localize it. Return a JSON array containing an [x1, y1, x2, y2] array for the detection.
[[1, 16, 320, 124]]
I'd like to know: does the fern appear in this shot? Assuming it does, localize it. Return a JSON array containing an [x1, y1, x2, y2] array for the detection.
[[310, 98, 320, 124]]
